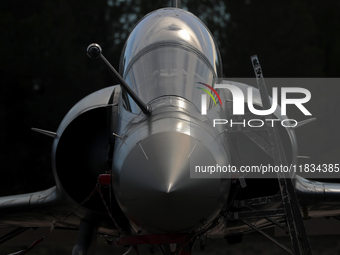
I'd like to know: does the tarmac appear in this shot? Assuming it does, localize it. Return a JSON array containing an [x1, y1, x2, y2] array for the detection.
[[1, 218, 340, 254]]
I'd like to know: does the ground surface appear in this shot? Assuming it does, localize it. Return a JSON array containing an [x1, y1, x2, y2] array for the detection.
[[1, 218, 340, 254]]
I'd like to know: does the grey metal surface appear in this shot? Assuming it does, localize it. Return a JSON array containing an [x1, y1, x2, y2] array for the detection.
[[119, 8, 222, 113], [51, 85, 117, 207], [120, 8, 222, 77], [112, 97, 231, 233], [87, 43, 150, 114], [2, 5, 340, 255], [220, 80, 298, 168], [295, 175, 340, 206], [72, 219, 97, 255]]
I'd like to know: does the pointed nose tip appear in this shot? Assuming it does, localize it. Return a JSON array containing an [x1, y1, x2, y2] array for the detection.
[[115, 132, 228, 232], [165, 183, 173, 193]]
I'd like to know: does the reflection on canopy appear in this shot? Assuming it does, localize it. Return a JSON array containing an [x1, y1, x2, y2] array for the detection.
[[124, 45, 215, 112], [119, 8, 222, 113]]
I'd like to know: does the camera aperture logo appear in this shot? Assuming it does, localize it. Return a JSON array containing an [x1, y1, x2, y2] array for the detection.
[[196, 82, 222, 115], [197, 82, 312, 128]]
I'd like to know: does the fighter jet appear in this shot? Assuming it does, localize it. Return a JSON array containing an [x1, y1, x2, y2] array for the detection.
[[1, 1, 340, 255]]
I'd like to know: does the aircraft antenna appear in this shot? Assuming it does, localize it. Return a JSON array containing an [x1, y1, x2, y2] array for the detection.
[[172, 0, 181, 8], [87, 43, 150, 115]]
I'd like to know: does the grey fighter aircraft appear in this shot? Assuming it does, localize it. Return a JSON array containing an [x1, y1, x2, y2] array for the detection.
[[1, 1, 340, 255]]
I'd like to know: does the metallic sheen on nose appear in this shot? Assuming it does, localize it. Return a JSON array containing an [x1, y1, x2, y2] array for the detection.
[[115, 132, 226, 233]]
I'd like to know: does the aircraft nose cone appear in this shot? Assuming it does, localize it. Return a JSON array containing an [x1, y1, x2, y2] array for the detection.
[[115, 132, 227, 233]]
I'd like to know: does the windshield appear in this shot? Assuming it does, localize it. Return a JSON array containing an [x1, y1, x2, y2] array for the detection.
[[123, 45, 215, 113]]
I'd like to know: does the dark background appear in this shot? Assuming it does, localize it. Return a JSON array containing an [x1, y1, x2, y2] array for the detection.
[[1, 0, 340, 194], [1, 0, 340, 254]]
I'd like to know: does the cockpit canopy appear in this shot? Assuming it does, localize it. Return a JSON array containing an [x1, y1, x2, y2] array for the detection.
[[119, 8, 223, 113]]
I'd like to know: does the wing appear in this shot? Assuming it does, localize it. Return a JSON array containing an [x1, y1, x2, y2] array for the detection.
[[0, 186, 74, 229], [0, 85, 123, 236]]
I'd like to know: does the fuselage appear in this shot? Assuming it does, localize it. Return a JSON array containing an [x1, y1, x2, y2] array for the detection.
[[111, 8, 231, 233]]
